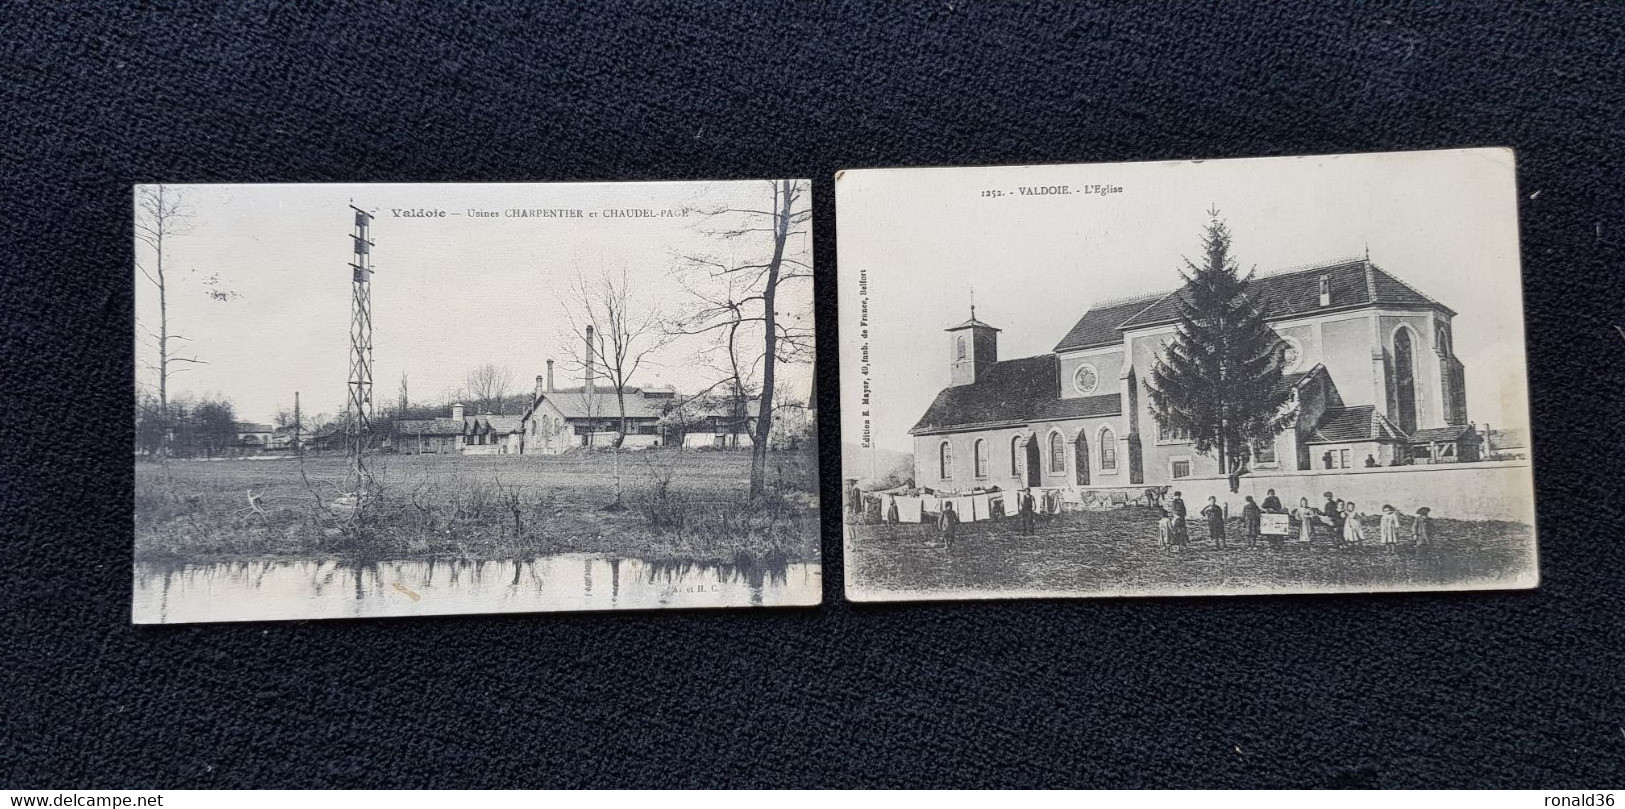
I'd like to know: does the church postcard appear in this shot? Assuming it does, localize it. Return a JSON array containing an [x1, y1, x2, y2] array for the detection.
[[837, 148, 1537, 602], [133, 179, 819, 623]]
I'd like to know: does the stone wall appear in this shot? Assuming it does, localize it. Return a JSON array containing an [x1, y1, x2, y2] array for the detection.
[[1166, 460, 1535, 523]]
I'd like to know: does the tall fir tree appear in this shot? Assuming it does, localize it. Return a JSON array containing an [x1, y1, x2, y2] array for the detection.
[[1147, 209, 1294, 490]]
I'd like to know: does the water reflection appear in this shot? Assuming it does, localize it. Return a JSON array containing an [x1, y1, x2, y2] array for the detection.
[[132, 554, 820, 624]]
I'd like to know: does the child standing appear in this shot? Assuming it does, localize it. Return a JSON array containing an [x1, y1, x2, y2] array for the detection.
[[1202, 496, 1227, 548], [1157, 509, 1173, 548], [1292, 497, 1315, 546], [1342, 501, 1367, 545], [1413, 506, 1433, 545], [938, 501, 960, 549], [1379, 504, 1401, 548]]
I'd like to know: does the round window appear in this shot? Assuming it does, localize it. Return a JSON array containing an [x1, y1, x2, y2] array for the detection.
[[1073, 363, 1100, 395], [1279, 337, 1303, 372]]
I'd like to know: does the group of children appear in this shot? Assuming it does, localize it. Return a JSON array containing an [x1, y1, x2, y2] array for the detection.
[[928, 488, 1039, 549], [1156, 488, 1434, 551], [923, 485, 1438, 553]]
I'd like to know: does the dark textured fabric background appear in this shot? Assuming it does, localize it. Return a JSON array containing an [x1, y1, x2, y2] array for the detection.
[[2, 0, 1622, 789]]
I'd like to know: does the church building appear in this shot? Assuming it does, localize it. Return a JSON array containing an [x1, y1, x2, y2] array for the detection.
[[910, 258, 1478, 493]]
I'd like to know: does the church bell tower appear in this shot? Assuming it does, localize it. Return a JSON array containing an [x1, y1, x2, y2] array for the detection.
[[946, 305, 1000, 386]]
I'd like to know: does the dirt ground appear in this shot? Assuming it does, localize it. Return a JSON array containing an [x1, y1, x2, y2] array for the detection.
[[848, 506, 1536, 597]]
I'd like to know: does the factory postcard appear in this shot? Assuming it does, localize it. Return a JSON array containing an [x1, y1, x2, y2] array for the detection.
[[837, 148, 1537, 603], [133, 179, 819, 623]]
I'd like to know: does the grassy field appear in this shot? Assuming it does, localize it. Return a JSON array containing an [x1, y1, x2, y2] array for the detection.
[[849, 506, 1536, 597], [135, 449, 819, 566]]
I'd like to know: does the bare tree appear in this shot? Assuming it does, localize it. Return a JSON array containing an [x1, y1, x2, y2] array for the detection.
[[397, 372, 410, 414], [558, 267, 674, 510], [134, 185, 205, 449], [464, 363, 514, 415], [558, 267, 674, 447], [675, 179, 813, 499]]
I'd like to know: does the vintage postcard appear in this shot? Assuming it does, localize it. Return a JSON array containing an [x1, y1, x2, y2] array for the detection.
[[133, 179, 818, 623], [837, 148, 1536, 602]]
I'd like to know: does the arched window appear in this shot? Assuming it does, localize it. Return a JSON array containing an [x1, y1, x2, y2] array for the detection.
[[955, 335, 967, 361], [939, 441, 953, 479], [1100, 427, 1117, 471], [1049, 431, 1066, 473], [1010, 435, 1022, 476], [1394, 327, 1418, 434], [974, 439, 988, 477]]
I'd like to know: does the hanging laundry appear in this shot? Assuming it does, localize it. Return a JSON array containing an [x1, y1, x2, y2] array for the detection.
[[920, 495, 941, 516], [895, 496, 924, 523], [970, 493, 992, 521], [1003, 490, 1022, 517]]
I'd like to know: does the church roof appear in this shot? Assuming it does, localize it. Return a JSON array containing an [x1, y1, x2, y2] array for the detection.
[[1052, 294, 1165, 352], [910, 354, 1122, 435], [1055, 260, 1454, 352], [945, 314, 1001, 332], [1306, 405, 1410, 444]]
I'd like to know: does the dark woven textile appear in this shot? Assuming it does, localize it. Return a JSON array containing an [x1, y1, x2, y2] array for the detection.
[[2, 0, 1621, 788]]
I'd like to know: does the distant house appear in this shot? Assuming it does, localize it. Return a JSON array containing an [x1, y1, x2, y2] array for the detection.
[[394, 402, 523, 455], [393, 411, 463, 455], [391, 359, 805, 456], [517, 362, 677, 453], [463, 413, 524, 455], [231, 421, 275, 455], [270, 427, 295, 450], [1483, 426, 1528, 459], [681, 398, 759, 449], [305, 426, 347, 453]]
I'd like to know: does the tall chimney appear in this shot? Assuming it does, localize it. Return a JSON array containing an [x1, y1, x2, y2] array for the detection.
[[451, 402, 464, 422], [584, 325, 595, 392], [546, 359, 555, 393], [535, 374, 545, 401]]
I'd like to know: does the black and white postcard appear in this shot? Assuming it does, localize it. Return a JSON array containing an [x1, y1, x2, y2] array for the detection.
[[133, 180, 818, 622], [837, 149, 1537, 602]]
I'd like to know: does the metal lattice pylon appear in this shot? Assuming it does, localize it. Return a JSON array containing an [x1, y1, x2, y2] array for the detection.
[[347, 205, 375, 490]]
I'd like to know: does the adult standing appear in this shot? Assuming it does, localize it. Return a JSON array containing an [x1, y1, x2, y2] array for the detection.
[[1261, 489, 1283, 513], [1170, 491, 1188, 546], [1019, 489, 1035, 536]]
